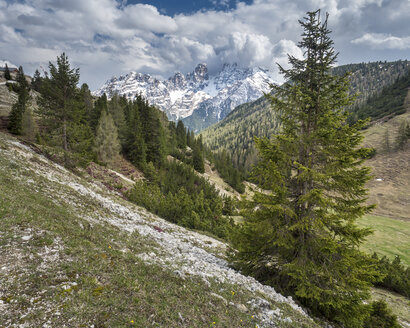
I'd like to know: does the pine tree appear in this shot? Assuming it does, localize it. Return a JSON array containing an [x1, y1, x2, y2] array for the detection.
[[123, 102, 146, 168], [37, 53, 80, 155], [31, 69, 42, 91], [8, 66, 29, 135], [192, 142, 205, 173], [231, 10, 380, 326], [176, 120, 187, 149], [4, 63, 11, 80], [94, 110, 121, 166]]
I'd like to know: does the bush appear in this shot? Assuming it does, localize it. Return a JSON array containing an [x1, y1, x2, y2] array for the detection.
[[373, 253, 410, 297], [127, 161, 235, 238], [363, 301, 400, 328]]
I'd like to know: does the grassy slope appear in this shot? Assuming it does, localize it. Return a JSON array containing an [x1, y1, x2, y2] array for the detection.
[[0, 131, 317, 328], [363, 102, 410, 221], [357, 214, 410, 266]]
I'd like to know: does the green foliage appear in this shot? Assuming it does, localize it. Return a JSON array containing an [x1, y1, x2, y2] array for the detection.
[[192, 143, 205, 173], [348, 69, 410, 124], [207, 150, 245, 193], [231, 11, 381, 327], [363, 301, 400, 328], [127, 160, 234, 238], [4, 63, 11, 80], [176, 120, 187, 149], [8, 66, 30, 135], [36, 53, 95, 165], [31, 69, 42, 92], [373, 253, 410, 297], [94, 110, 121, 166], [201, 60, 410, 174]]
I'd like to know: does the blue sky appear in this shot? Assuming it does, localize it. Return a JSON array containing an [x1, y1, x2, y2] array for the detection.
[[126, 0, 253, 15], [1, 0, 409, 89]]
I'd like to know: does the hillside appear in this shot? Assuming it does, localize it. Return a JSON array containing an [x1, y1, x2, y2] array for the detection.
[[0, 131, 317, 328], [201, 60, 410, 172]]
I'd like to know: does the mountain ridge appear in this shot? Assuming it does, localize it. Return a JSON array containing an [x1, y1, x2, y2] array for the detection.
[[94, 63, 276, 131], [201, 60, 410, 172]]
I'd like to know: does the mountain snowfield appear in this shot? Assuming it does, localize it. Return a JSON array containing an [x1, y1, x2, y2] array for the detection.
[[94, 63, 276, 131]]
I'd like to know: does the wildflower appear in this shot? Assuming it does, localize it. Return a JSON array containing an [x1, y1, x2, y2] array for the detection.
[[108, 245, 112, 249], [130, 320, 134, 324], [231, 291, 235, 296]]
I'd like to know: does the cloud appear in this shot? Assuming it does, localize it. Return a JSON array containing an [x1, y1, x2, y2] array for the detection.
[[351, 33, 410, 50], [0, 60, 17, 68], [0, 0, 409, 89]]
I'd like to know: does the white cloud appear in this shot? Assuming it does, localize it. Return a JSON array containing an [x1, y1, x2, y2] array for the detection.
[[351, 33, 410, 50], [0, 60, 17, 68], [0, 0, 409, 89]]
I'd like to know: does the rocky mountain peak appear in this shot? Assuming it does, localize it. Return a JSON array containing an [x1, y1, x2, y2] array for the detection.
[[94, 63, 276, 130]]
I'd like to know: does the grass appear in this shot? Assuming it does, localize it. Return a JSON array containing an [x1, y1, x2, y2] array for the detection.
[[357, 214, 410, 266], [371, 288, 410, 323], [0, 133, 317, 328]]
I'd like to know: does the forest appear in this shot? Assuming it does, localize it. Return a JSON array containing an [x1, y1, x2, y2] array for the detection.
[[6, 54, 244, 240]]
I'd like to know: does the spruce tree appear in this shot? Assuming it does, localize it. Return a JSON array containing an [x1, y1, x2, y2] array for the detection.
[[94, 110, 121, 166], [31, 69, 42, 91], [192, 142, 205, 173], [8, 66, 29, 135], [37, 53, 80, 154], [176, 120, 187, 149], [4, 63, 11, 80], [231, 10, 380, 326]]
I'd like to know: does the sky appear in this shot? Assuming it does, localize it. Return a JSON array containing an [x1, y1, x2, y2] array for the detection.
[[1, 0, 409, 90]]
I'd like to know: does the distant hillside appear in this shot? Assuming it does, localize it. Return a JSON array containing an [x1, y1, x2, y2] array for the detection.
[[201, 60, 410, 173]]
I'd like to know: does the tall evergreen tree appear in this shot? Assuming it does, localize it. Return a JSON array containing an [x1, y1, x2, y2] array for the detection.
[[192, 142, 205, 173], [4, 63, 11, 80], [123, 102, 146, 168], [31, 69, 42, 92], [8, 66, 29, 135], [231, 11, 380, 326], [176, 120, 187, 149], [37, 53, 80, 154]]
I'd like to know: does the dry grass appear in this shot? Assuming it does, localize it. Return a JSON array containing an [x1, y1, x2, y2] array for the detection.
[[363, 91, 410, 221]]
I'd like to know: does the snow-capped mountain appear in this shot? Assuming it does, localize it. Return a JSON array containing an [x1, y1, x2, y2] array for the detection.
[[94, 63, 275, 131]]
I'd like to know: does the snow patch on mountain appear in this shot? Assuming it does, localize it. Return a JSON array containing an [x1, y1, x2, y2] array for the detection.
[[94, 63, 276, 129]]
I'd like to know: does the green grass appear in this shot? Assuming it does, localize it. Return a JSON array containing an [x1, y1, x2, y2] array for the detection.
[[357, 214, 410, 266], [0, 134, 317, 328]]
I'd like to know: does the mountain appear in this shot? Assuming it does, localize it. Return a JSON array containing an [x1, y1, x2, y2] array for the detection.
[[94, 63, 275, 131], [201, 60, 410, 172]]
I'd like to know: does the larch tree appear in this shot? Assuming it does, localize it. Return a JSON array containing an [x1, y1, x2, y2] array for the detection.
[[231, 10, 380, 327], [94, 109, 121, 167]]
